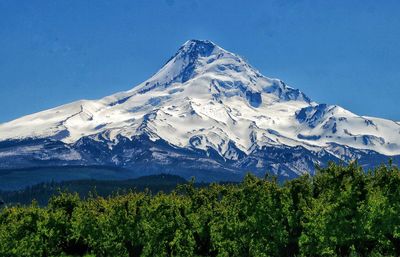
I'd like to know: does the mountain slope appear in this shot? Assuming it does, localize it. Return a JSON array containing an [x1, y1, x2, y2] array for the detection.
[[1, 40, 399, 183]]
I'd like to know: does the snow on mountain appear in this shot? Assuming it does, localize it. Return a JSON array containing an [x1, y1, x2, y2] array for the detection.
[[1, 39, 399, 181]]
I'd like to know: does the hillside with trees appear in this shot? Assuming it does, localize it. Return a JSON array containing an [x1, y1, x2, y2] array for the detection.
[[1, 162, 400, 256]]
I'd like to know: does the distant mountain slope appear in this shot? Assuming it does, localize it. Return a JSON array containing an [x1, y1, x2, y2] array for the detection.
[[0, 39, 399, 182], [0, 174, 191, 206]]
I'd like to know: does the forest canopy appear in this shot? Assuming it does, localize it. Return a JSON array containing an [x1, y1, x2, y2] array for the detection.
[[1, 162, 400, 257]]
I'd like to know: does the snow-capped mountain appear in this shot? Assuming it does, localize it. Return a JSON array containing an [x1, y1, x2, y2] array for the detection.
[[1, 39, 399, 181]]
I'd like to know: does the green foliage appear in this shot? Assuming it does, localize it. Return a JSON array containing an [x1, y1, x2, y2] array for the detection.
[[0, 163, 400, 256]]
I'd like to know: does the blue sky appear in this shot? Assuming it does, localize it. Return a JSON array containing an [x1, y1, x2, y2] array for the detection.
[[1, 0, 399, 123]]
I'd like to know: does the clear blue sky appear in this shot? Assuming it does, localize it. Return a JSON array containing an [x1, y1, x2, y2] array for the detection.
[[1, 0, 399, 123]]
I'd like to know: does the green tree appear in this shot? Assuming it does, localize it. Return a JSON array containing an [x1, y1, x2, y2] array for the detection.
[[299, 162, 370, 256]]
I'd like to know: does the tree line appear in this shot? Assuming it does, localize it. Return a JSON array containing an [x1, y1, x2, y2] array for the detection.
[[0, 174, 192, 206], [0, 162, 400, 256]]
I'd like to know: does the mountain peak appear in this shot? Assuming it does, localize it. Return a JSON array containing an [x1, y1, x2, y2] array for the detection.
[[139, 40, 228, 87], [132, 39, 312, 104], [183, 39, 215, 45], [173, 39, 222, 62], [180, 39, 217, 55]]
